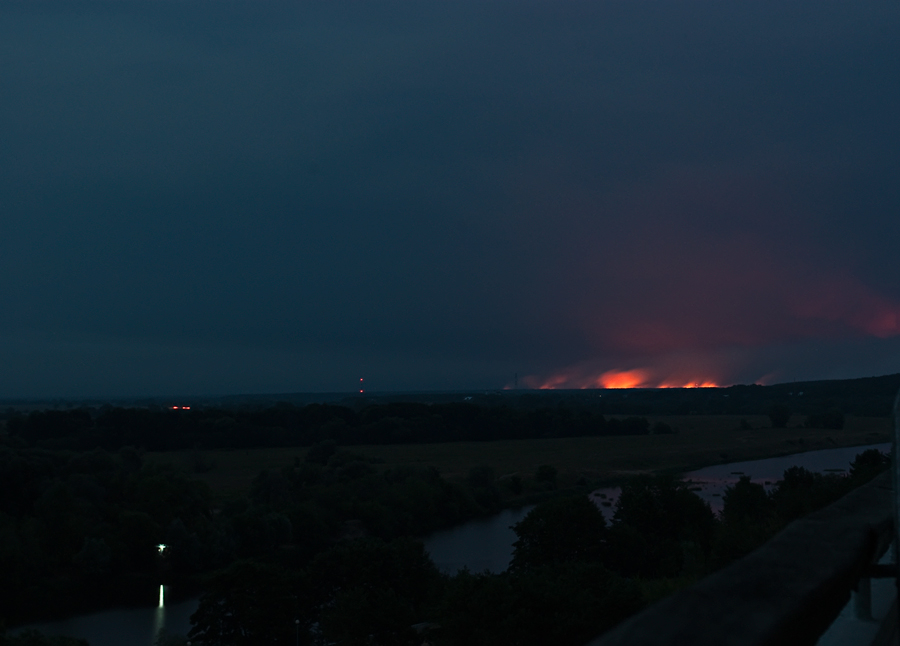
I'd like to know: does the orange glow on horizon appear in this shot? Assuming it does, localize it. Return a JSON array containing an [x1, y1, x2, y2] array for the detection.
[[597, 369, 650, 389], [529, 368, 723, 390], [658, 380, 719, 389]]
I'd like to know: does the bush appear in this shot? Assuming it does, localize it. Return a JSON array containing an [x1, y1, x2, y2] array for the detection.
[[767, 404, 791, 428]]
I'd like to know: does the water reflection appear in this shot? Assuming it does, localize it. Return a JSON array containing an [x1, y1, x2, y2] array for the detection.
[[423, 444, 890, 574], [424, 506, 533, 573], [588, 442, 890, 516], [152, 585, 166, 640], [681, 443, 890, 514], [16, 593, 197, 646]]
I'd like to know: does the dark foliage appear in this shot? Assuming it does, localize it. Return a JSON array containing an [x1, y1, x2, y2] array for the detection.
[[610, 474, 716, 578], [534, 464, 558, 489], [309, 538, 442, 646], [510, 496, 606, 571], [5, 404, 654, 453], [849, 448, 891, 484], [805, 409, 845, 430], [1, 392, 890, 646], [436, 564, 643, 646], [767, 403, 791, 428], [0, 445, 212, 624], [0, 443, 497, 629], [188, 560, 302, 646]]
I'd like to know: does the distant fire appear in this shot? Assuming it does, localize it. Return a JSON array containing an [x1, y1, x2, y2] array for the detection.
[[597, 369, 650, 389], [658, 379, 719, 389], [521, 368, 721, 390]]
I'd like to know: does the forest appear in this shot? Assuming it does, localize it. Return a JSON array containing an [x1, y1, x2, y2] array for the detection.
[[4, 403, 664, 452], [0, 420, 890, 645]]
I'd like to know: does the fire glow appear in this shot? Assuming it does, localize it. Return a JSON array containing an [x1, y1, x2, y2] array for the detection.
[[524, 368, 721, 390], [597, 369, 649, 389]]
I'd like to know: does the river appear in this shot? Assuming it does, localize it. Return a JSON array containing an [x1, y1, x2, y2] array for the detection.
[[16, 586, 197, 646], [424, 442, 891, 570]]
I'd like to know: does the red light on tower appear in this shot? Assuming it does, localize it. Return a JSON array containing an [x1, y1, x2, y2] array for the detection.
[[359, 377, 364, 394]]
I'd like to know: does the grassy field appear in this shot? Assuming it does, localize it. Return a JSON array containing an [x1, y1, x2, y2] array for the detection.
[[145, 414, 891, 498]]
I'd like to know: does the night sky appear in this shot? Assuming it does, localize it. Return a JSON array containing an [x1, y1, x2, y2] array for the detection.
[[2, 0, 900, 397]]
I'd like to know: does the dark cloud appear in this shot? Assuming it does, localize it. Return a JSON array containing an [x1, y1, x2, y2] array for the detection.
[[1, 0, 899, 396]]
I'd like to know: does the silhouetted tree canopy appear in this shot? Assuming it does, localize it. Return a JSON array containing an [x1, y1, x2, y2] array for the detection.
[[510, 496, 606, 571]]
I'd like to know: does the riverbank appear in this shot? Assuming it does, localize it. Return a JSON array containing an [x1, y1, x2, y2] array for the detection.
[[145, 414, 890, 498]]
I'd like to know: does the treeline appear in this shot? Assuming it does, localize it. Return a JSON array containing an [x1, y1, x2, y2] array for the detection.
[[0, 440, 513, 628], [4, 404, 662, 451], [184, 449, 890, 646]]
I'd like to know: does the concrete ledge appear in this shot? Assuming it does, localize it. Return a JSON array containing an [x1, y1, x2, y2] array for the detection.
[[588, 471, 894, 646]]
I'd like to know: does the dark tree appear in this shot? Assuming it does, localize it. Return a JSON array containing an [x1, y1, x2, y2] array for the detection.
[[849, 449, 890, 484], [710, 476, 776, 567], [188, 560, 303, 646], [767, 403, 791, 428], [720, 476, 771, 525], [510, 496, 606, 571], [610, 474, 715, 577], [309, 538, 441, 646], [770, 466, 846, 523]]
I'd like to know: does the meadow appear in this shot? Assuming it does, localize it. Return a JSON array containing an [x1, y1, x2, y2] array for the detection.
[[146, 414, 891, 497]]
